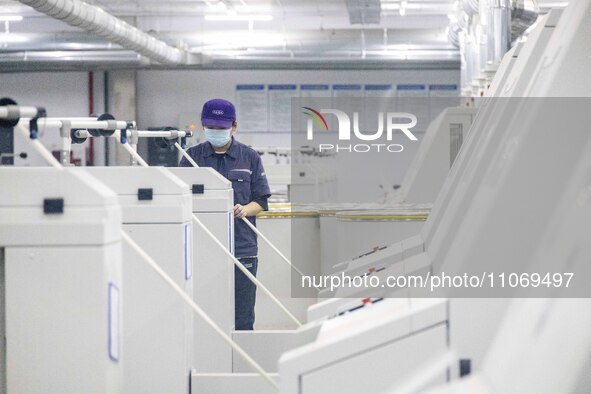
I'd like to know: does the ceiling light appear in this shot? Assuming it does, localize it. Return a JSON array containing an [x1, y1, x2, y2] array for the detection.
[[0, 34, 27, 43], [192, 31, 284, 52], [381, 4, 398, 10], [213, 1, 228, 11], [205, 14, 273, 21], [399, 0, 407, 16], [0, 15, 23, 22]]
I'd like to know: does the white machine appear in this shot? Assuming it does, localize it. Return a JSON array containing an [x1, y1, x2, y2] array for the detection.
[[206, 87, 477, 393], [423, 127, 591, 394], [0, 168, 122, 393], [265, 163, 336, 204], [322, 5, 565, 293], [166, 167, 236, 373], [302, 2, 587, 388], [280, 298, 449, 394], [334, 207, 429, 263], [485, 42, 519, 97], [399, 107, 477, 204], [259, 146, 338, 204], [484, 10, 561, 98], [255, 206, 320, 330], [82, 167, 194, 394], [308, 106, 476, 275]]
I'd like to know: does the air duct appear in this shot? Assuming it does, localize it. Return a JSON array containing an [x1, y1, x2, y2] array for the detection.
[[448, 12, 468, 49], [17, 0, 204, 65], [486, 0, 511, 65], [463, 0, 480, 17], [511, 0, 539, 41], [449, 0, 539, 95]]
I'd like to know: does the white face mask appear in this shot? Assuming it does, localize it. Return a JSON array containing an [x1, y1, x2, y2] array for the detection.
[[204, 127, 232, 147]]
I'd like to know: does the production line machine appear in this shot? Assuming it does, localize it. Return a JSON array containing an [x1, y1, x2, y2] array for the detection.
[[259, 147, 337, 204], [57, 123, 244, 374], [323, 98, 477, 267], [134, 3, 580, 394], [323, 6, 563, 285], [176, 102, 475, 378], [166, 167, 236, 373], [0, 103, 293, 393], [285, 3, 588, 391], [173, 59, 483, 392], [304, 104, 477, 276], [7, 102, 303, 349], [1, 121, 449, 394], [67, 107, 464, 392], [280, 297, 449, 394], [425, 126, 591, 394], [79, 167, 194, 394], [247, 103, 478, 332], [314, 5, 565, 301], [189, 105, 478, 388], [0, 168, 123, 393]]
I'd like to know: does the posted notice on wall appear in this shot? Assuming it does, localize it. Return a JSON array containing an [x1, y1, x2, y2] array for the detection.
[[269, 85, 298, 132], [236, 84, 268, 132]]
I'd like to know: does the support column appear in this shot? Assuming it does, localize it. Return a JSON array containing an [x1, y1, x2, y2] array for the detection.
[[107, 70, 137, 166]]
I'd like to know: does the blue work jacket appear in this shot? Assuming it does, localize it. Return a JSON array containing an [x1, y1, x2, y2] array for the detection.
[[179, 137, 271, 258]]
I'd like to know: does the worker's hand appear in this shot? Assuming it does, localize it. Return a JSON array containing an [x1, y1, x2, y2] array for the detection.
[[234, 203, 249, 219]]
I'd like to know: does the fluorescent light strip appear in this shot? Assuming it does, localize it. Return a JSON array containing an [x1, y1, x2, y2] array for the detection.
[[0, 34, 27, 43], [0, 15, 23, 22], [205, 14, 273, 21]]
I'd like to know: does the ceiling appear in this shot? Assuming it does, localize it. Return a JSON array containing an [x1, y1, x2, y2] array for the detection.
[[0, 0, 462, 70]]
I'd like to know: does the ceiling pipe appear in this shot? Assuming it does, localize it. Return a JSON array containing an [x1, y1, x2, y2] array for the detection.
[[0, 51, 459, 72], [16, 0, 208, 65], [0, 50, 146, 68]]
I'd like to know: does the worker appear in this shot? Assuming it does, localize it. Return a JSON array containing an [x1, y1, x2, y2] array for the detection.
[[179, 98, 271, 330]]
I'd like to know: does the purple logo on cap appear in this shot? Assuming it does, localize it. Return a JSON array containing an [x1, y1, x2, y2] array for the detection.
[[201, 99, 236, 128]]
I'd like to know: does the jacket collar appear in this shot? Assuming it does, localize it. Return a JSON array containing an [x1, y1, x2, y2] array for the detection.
[[203, 136, 238, 159]]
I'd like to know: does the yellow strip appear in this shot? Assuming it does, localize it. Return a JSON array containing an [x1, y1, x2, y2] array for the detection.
[[257, 211, 319, 218], [336, 214, 429, 220], [268, 203, 292, 209]]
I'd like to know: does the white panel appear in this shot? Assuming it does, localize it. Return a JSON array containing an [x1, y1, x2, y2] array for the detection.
[[336, 218, 424, 262], [122, 223, 191, 394], [191, 373, 278, 394], [300, 324, 448, 394], [193, 212, 234, 373], [232, 330, 302, 372], [5, 244, 122, 394], [255, 216, 319, 330]]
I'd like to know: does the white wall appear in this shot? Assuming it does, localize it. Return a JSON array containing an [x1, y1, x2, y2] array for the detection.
[[136, 68, 459, 147]]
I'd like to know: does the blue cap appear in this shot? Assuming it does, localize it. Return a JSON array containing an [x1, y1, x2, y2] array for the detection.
[[201, 98, 236, 128]]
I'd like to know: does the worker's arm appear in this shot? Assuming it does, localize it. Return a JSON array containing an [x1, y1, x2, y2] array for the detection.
[[233, 153, 270, 219], [234, 202, 263, 219], [233, 152, 270, 219]]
